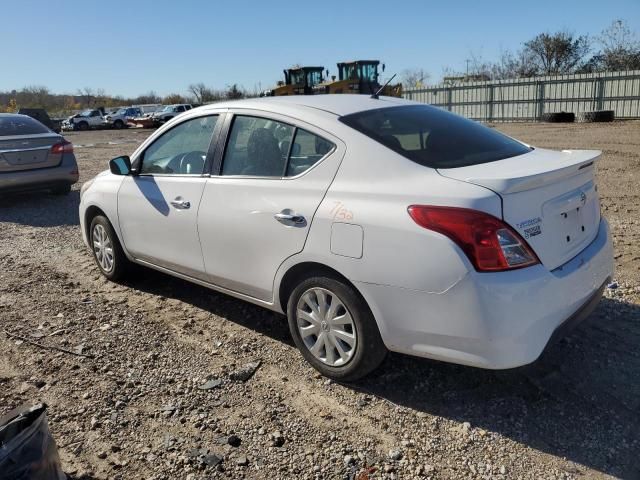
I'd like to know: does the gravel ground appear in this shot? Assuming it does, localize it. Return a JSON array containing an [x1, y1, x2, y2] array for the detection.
[[1, 122, 639, 480]]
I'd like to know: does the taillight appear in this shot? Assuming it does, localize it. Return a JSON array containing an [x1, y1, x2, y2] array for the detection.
[[407, 205, 539, 272], [51, 140, 73, 154]]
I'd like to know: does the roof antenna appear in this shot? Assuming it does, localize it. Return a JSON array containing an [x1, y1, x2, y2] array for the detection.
[[371, 73, 397, 99]]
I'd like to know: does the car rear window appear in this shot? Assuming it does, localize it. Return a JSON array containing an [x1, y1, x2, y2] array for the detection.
[[339, 105, 532, 168], [0, 115, 50, 136]]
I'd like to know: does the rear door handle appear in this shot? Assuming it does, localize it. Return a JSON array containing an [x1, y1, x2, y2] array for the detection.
[[170, 198, 191, 209], [274, 211, 306, 226]]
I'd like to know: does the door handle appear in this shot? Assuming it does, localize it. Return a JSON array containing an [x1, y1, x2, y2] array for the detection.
[[170, 198, 191, 209], [274, 211, 306, 226]]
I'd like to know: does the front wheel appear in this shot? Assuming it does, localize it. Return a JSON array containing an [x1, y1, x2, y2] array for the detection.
[[89, 215, 129, 281], [113, 120, 124, 129], [287, 275, 387, 381]]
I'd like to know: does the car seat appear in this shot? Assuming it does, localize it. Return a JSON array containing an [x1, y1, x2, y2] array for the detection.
[[244, 128, 283, 176]]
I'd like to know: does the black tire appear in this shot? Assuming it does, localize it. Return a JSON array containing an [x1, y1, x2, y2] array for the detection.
[[89, 215, 129, 281], [77, 121, 89, 131], [113, 119, 124, 129], [577, 110, 615, 123], [287, 275, 387, 381], [51, 184, 71, 195], [540, 111, 575, 123]]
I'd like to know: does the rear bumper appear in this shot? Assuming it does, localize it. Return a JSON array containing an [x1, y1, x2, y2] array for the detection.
[[355, 218, 614, 369], [0, 154, 79, 192], [539, 277, 607, 357]]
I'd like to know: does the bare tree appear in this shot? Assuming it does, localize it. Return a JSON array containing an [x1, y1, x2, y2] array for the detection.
[[134, 91, 161, 104], [225, 84, 244, 100], [488, 50, 539, 79], [78, 87, 95, 107], [19, 86, 50, 108], [163, 93, 187, 104], [441, 66, 461, 85], [595, 19, 640, 71], [401, 68, 430, 89], [188, 83, 220, 103], [95, 88, 107, 107], [523, 31, 591, 75]]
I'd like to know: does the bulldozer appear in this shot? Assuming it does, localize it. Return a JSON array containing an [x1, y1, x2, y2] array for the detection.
[[262, 66, 326, 96], [313, 60, 403, 97]]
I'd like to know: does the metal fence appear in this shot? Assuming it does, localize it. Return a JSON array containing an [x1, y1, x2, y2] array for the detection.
[[403, 70, 640, 121]]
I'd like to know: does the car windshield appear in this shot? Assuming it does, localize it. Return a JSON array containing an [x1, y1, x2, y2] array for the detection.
[[306, 70, 322, 86], [359, 63, 378, 82], [79, 109, 94, 117], [115, 108, 127, 115], [162, 106, 173, 112], [0, 116, 50, 136], [340, 105, 532, 169], [340, 64, 357, 80], [289, 70, 304, 85]]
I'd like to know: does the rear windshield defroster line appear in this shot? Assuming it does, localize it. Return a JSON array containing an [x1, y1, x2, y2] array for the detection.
[[339, 105, 532, 169]]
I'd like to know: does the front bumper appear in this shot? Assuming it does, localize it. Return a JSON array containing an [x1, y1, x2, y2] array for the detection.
[[0, 154, 79, 193], [355, 218, 614, 369]]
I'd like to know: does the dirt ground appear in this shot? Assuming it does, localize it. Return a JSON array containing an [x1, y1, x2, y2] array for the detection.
[[1, 121, 639, 480]]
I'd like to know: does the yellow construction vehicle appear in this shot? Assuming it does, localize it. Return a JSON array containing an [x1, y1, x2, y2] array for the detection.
[[313, 60, 402, 97], [261, 66, 326, 96]]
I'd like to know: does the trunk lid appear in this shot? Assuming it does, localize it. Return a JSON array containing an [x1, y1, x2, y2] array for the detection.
[[0, 133, 63, 172], [438, 148, 602, 270]]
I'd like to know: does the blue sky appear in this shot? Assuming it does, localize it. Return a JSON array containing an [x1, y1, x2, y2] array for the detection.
[[4, 0, 639, 97]]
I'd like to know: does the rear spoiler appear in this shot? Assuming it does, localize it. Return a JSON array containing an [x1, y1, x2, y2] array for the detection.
[[438, 149, 601, 195]]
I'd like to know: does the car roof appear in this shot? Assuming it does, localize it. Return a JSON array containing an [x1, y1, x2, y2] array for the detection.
[[0, 113, 31, 119], [198, 94, 413, 118]]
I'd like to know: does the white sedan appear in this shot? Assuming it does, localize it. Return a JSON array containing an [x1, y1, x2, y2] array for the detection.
[[79, 95, 613, 381]]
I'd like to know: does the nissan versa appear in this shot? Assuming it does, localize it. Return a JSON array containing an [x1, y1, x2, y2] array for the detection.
[[79, 95, 613, 381]]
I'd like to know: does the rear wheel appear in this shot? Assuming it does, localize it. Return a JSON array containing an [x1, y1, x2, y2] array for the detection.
[[89, 215, 129, 281], [287, 275, 386, 381]]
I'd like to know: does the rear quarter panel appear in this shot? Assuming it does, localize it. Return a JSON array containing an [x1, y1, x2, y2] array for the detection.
[[275, 133, 502, 307]]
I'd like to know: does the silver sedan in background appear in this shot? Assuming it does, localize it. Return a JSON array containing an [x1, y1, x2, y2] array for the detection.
[[0, 113, 78, 194]]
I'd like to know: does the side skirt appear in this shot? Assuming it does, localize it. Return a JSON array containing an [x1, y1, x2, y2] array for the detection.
[[132, 258, 283, 314]]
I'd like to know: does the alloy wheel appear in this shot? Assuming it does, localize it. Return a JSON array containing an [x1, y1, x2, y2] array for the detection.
[[92, 224, 114, 273]]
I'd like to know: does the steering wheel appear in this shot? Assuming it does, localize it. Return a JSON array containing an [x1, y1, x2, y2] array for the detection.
[[176, 150, 207, 175]]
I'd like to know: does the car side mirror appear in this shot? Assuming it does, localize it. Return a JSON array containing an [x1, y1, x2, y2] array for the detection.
[[109, 155, 132, 175]]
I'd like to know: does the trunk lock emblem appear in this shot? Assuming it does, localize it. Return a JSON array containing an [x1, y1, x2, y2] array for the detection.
[[580, 191, 587, 206]]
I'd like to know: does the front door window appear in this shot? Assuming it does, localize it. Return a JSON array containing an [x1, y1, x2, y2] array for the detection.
[[140, 116, 218, 175]]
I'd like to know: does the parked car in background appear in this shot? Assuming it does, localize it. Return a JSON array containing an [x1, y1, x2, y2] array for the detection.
[[103, 107, 143, 129], [103, 105, 164, 129], [1, 113, 78, 194], [17, 108, 62, 133], [149, 104, 192, 124], [62, 108, 106, 131], [79, 95, 613, 381]]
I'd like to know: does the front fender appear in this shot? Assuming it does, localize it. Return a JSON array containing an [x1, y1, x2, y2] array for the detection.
[[79, 174, 129, 257]]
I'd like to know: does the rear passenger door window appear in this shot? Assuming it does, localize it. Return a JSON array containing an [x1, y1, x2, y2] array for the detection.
[[222, 116, 294, 176], [221, 115, 334, 177]]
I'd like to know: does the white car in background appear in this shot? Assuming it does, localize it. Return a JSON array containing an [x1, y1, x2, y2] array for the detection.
[[103, 107, 143, 129], [149, 104, 193, 124], [79, 95, 613, 381]]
